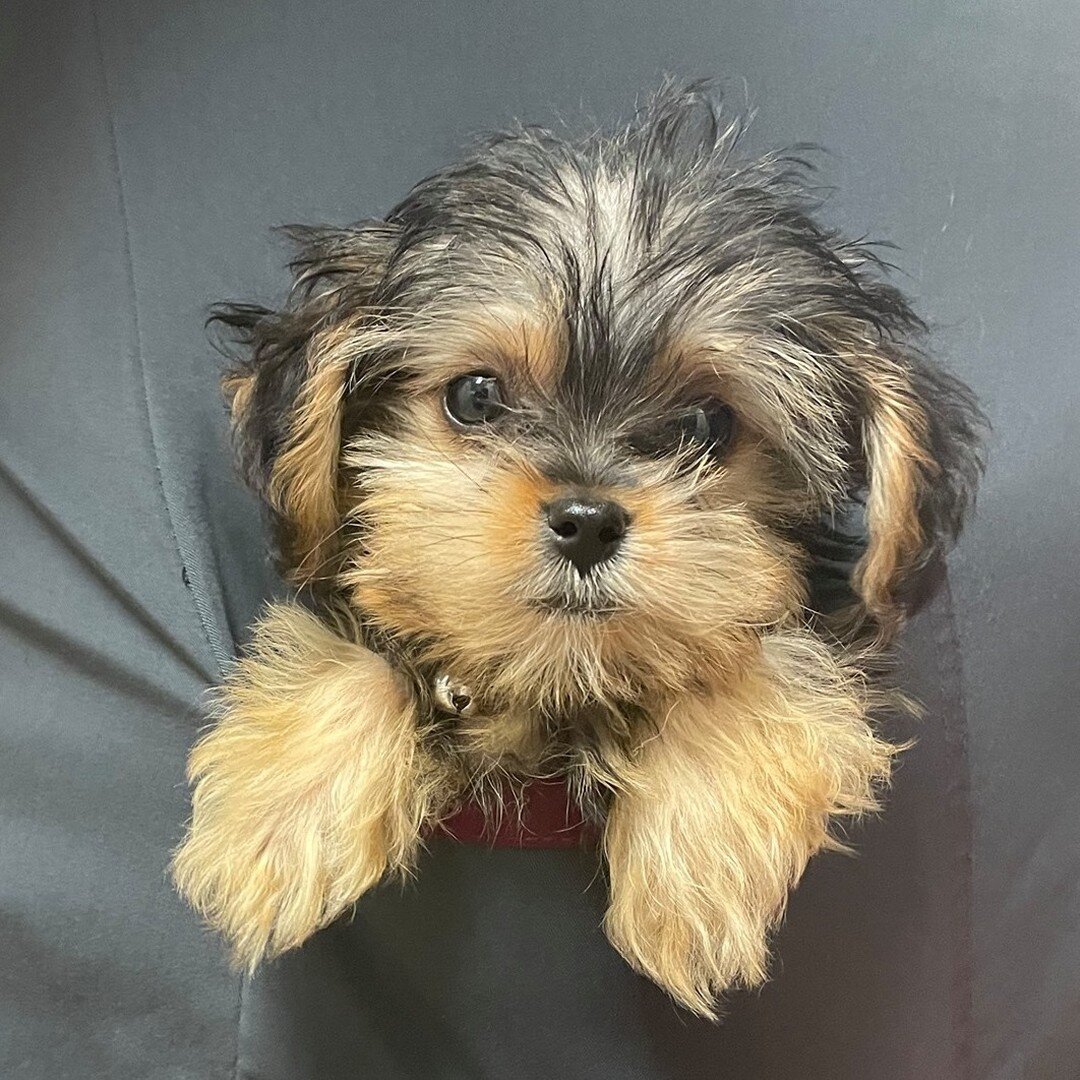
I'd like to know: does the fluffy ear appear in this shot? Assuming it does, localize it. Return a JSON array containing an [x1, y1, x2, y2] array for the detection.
[[848, 348, 984, 635], [211, 223, 400, 585]]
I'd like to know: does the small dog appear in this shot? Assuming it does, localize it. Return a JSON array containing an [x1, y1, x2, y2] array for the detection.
[[172, 84, 983, 1016]]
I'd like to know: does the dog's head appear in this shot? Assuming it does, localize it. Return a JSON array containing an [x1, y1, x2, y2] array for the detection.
[[214, 86, 982, 714]]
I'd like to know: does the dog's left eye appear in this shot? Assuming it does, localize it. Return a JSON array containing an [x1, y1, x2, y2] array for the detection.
[[444, 373, 507, 427], [635, 403, 736, 459]]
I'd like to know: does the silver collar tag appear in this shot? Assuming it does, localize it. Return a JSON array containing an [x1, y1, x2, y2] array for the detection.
[[432, 674, 476, 717]]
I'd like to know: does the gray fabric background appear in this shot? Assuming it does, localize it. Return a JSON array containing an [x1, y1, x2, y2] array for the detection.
[[1, 1, 1076, 1077]]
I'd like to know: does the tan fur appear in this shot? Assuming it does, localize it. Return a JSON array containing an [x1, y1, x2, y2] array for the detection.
[[222, 369, 255, 427], [171, 603, 453, 970], [266, 322, 363, 584], [603, 629, 894, 1016], [855, 363, 936, 629]]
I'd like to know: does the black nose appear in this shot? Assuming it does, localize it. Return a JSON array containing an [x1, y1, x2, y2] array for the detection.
[[546, 496, 630, 576]]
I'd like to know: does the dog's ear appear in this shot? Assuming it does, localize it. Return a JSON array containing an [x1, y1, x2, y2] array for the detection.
[[211, 222, 400, 585], [845, 345, 984, 636]]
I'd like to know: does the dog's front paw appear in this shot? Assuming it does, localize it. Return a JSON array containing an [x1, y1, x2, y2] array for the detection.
[[603, 797, 773, 1018], [602, 634, 894, 1016], [172, 774, 366, 969], [171, 603, 446, 969]]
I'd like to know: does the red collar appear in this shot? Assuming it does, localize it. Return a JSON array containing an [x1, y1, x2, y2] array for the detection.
[[436, 778, 596, 849]]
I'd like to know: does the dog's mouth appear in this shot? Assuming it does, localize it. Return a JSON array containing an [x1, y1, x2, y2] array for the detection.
[[529, 591, 624, 620]]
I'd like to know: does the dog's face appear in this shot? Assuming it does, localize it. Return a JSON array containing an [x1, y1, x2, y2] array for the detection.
[[218, 88, 982, 716], [342, 305, 806, 713]]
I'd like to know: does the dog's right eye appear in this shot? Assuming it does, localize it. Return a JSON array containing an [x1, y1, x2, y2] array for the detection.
[[444, 373, 507, 428]]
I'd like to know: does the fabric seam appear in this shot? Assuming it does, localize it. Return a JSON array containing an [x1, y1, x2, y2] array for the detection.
[[89, 3, 230, 681], [89, 7, 243, 1078]]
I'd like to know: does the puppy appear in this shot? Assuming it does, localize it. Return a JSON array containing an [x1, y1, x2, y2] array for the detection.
[[172, 84, 983, 1017]]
